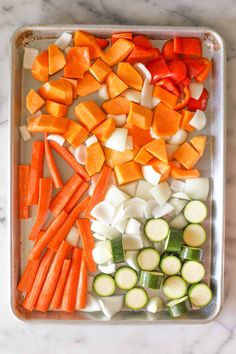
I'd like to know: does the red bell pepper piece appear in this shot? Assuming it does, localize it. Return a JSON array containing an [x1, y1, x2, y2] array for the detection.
[[195, 58, 212, 82], [95, 37, 109, 49], [132, 35, 152, 48], [183, 58, 206, 79], [166, 60, 187, 83], [174, 37, 202, 57], [176, 77, 190, 92], [174, 87, 190, 111], [111, 32, 132, 43], [146, 57, 170, 84], [162, 39, 180, 61], [126, 46, 161, 64], [188, 88, 209, 111], [156, 78, 180, 97]]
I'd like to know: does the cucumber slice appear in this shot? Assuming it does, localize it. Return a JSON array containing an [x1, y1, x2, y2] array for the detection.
[[163, 276, 187, 299], [184, 200, 207, 223], [147, 296, 165, 313], [114, 266, 138, 290], [137, 247, 160, 271], [125, 287, 148, 310], [181, 261, 205, 284], [164, 229, 183, 252], [93, 274, 116, 297], [188, 283, 212, 307], [139, 271, 164, 289], [167, 296, 191, 317], [160, 254, 182, 275], [144, 218, 169, 242], [180, 246, 203, 261], [183, 224, 206, 247], [111, 237, 125, 263]]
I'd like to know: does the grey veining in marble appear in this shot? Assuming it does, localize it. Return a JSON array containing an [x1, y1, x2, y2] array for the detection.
[[0, 0, 236, 353]]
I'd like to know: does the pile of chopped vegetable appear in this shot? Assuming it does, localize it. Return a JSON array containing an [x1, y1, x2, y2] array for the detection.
[[18, 31, 212, 318]]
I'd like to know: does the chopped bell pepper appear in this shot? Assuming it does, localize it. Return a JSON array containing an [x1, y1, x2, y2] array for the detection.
[[156, 78, 180, 97], [195, 58, 212, 82], [176, 77, 190, 92], [146, 57, 170, 84], [174, 86, 190, 110], [166, 60, 187, 83], [162, 39, 180, 61], [174, 37, 202, 57], [183, 58, 206, 79], [126, 45, 160, 64], [132, 35, 152, 48], [187, 88, 209, 111]]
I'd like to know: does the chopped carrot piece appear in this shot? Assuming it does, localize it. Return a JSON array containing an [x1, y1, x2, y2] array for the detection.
[[180, 110, 195, 132], [111, 32, 133, 43], [38, 79, 73, 105], [45, 138, 63, 189], [74, 101, 106, 131], [63, 120, 89, 148], [102, 96, 130, 115], [74, 31, 102, 59], [169, 162, 200, 179], [18, 165, 30, 218], [26, 89, 45, 114], [89, 58, 112, 82], [28, 178, 53, 241], [173, 142, 200, 169], [32, 50, 49, 82], [92, 118, 116, 142], [117, 62, 143, 91], [50, 258, 71, 310], [64, 181, 89, 213], [149, 159, 170, 181], [134, 147, 153, 165], [190, 135, 207, 156], [76, 220, 96, 273], [104, 147, 135, 168], [153, 86, 178, 108], [152, 102, 182, 136], [45, 100, 68, 117], [77, 72, 102, 96], [102, 39, 135, 66], [76, 251, 88, 309], [85, 142, 105, 176], [60, 77, 77, 99], [50, 173, 82, 217], [127, 102, 153, 129], [17, 259, 40, 293], [106, 72, 128, 99], [64, 47, 90, 78], [27, 115, 69, 134], [48, 44, 66, 75], [130, 125, 152, 149], [114, 160, 143, 185], [27, 141, 44, 206], [144, 139, 168, 163]]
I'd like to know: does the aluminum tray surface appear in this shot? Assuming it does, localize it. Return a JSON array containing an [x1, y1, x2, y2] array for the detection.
[[9, 25, 226, 323]]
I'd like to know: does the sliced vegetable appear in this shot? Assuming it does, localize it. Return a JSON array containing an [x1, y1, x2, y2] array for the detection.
[[173, 142, 200, 170], [181, 260, 205, 284], [45, 138, 63, 189], [145, 218, 169, 242], [64, 181, 89, 213], [142, 165, 161, 185], [85, 142, 105, 176], [114, 160, 143, 186], [64, 47, 90, 78], [152, 102, 182, 137], [23, 47, 39, 69], [63, 120, 89, 148], [39, 79, 73, 105], [163, 275, 187, 299], [180, 246, 203, 261], [111, 237, 125, 263], [27, 115, 69, 134], [146, 57, 170, 84], [189, 110, 207, 131], [31, 50, 49, 82], [126, 46, 160, 65], [93, 274, 116, 297], [127, 101, 153, 130], [164, 229, 183, 252], [77, 72, 102, 96], [183, 223, 206, 247], [167, 296, 191, 317], [74, 31, 102, 59], [102, 38, 135, 66], [26, 89, 45, 114], [27, 141, 44, 206], [188, 88, 209, 111], [174, 37, 202, 57], [188, 283, 212, 307], [55, 32, 72, 50], [139, 270, 164, 289], [117, 62, 143, 91], [98, 295, 124, 318], [137, 247, 160, 271], [145, 139, 168, 163], [77, 219, 96, 273], [184, 200, 207, 223], [160, 254, 182, 275], [18, 165, 30, 219], [115, 266, 138, 290], [17, 259, 40, 293], [125, 287, 148, 310], [122, 233, 143, 250]]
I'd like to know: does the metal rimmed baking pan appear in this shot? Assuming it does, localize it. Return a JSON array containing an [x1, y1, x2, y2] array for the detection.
[[9, 25, 226, 323]]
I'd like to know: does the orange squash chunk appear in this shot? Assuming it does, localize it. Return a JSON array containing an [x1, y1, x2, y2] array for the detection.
[[38, 79, 73, 105], [32, 50, 49, 82], [27, 115, 69, 134], [64, 47, 90, 78], [102, 96, 130, 115], [153, 86, 178, 108], [173, 142, 200, 170], [74, 31, 102, 59], [134, 147, 153, 165], [190, 135, 207, 156], [89, 58, 112, 82], [152, 102, 182, 136], [180, 110, 195, 132], [92, 118, 116, 142], [48, 44, 66, 75], [144, 139, 168, 163], [63, 120, 89, 148], [149, 160, 170, 182], [130, 125, 152, 149], [114, 160, 143, 185], [104, 148, 135, 168], [127, 102, 153, 129], [85, 142, 105, 176], [77, 72, 102, 96], [169, 162, 200, 179], [60, 77, 77, 98], [74, 101, 106, 131], [26, 89, 45, 114], [102, 39, 135, 67], [45, 100, 68, 117], [106, 72, 128, 99], [117, 62, 143, 91]]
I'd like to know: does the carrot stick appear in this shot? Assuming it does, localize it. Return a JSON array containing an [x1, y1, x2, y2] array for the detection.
[[23, 249, 55, 311], [64, 181, 89, 213], [28, 178, 53, 241], [44, 137, 63, 189], [17, 259, 40, 293], [29, 211, 68, 260], [84, 165, 112, 218], [27, 141, 44, 206], [50, 259, 71, 310], [18, 165, 31, 219], [49, 173, 82, 217], [49, 140, 90, 182], [76, 251, 88, 309], [35, 241, 72, 312], [76, 219, 96, 273], [61, 247, 82, 313], [48, 196, 90, 250]]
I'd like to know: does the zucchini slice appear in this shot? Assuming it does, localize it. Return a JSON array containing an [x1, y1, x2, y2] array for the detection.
[[114, 266, 138, 290], [137, 247, 160, 271], [125, 287, 148, 310], [160, 254, 182, 275], [93, 274, 116, 297], [180, 246, 203, 261], [163, 275, 187, 299], [188, 283, 212, 307], [111, 237, 125, 263], [139, 270, 164, 289], [167, 296, 191, 317], [183, 223, 206, 247], [181, 261, 205, 284], [164, 229, 183, 252], [144, 218, 169, 242], [184, 200, 207, 223]]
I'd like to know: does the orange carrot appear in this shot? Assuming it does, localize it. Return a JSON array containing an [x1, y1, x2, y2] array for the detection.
[[35, 241, 72, 312], [63, 120, 89, 148], [64, 47, 90, 78], [45, 100, 68, 117], [29, 178, 53, 241], [27, 115, 69, 134], [48, 44, 66, 75], [76, 251, 88, 309], [38, 79, 73, 105], [50, 173, 82, 217], [29, 211, 68, 261], [49, 140, 90, 182], [26, 89, 45, 114], [152, 102, 182, 136], [45, 137, 63, 189], [50, 258, 71, 310], [169, 162, 200, 179], [76, 220, 96, 273], [92, 118, 116, 142], [117, 62, 143, 91], [18, 165, 30, 219], [31, 50, 49, 82], [106, 72, 128, 99], [17, 259, 40, 293], [102, 96, 130, 115], [77, 72, 102, 97], [61, 247, 82, 313], [85, 142, 105, 176], [27, 141, 44, 206], [173, 142, 200, 170], [102, 38, 135, 66], [23, 249, 55, 311], [74, 31, 102, 59], [48, 196, 90, 250], [64, 182, 89, 213], [84, 165, 112, 218], [89, 58, 112, 82], [74, 101, 106, 132]]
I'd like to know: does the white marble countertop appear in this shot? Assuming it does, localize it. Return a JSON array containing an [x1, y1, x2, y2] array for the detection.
[[0, 0, 235, 353]]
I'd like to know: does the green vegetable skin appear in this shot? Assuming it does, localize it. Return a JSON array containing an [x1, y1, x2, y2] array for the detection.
[[180, 246, 203, 261], [167, 296, 191, 318], [111, 237, 125, 263], [164, 229, 183, 252], [139, 271, 164, 289]]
